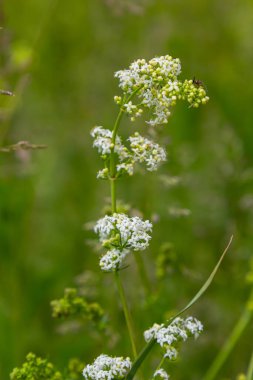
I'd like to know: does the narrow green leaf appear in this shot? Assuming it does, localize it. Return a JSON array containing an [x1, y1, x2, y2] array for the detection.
[[169, 235, 233, 321], [126, 236, 233, 380], [203, 307, 251, 380], [246, 351, 253, 380]]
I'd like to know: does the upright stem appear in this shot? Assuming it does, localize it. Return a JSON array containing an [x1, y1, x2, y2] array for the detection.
[[153, 356, 165, 375], [109, 94, 142, 360], [109, 107, 124, 214], [110, 178, 117, 213], [114, 271, 138, 359], [110, 88, 141, 180], [110, 109, 124, 181]]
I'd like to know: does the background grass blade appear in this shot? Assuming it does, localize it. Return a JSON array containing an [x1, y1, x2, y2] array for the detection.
[[126, 236, 233, 380]]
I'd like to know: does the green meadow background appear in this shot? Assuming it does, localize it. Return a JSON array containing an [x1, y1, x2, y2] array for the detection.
[[1, 0, 253, 379]]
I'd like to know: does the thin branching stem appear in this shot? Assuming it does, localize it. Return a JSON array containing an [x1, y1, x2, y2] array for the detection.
[[152, 356, 165, 377], [114, 271, 138, 359], [109, 89, 142, 360]]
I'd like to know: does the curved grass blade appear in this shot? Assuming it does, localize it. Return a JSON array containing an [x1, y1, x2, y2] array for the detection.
[[246, 351, 253, 380], [126, 236, 233, 380], [170, 235, 233, 320]]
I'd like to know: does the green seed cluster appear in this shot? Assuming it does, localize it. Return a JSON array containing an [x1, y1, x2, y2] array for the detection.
[[181, 79, 209, 108], [67, 358, 85, 380], [10, 354, 85, 380], [10, 353, 63, 380], [51, 288, 104, 323]]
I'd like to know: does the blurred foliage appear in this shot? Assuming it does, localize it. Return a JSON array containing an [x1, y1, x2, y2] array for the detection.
[[51, 287, 107, 330], [1, 0, 253, 379], [10, 353, 84, 380], [10, 353, 63, 380]]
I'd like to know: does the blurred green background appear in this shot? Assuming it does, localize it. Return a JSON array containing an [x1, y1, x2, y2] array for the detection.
[[1, 0, 253, 379]]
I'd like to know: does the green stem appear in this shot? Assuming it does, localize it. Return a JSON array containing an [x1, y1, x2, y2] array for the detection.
[[246, 351, 253, 380], [154, 356, 165, 373], [203, 307, 252, 380], [108, 85, 145, 361], [110, 108, 125, 180], [110, 87, 142, 180], [110, 178, 117, 213], [114, 271, 138, 359], [126, 339, 156, 380]]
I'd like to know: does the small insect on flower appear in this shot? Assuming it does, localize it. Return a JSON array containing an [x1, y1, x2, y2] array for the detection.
[[192, 77, 204, 88]]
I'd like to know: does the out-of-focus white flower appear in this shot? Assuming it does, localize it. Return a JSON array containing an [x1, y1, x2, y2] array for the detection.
[[99, 249, 129, 272], [116, 162, 134, 176], [154, 369, 170, 380], [82, 354, 132, 380], [184, 316, 204, 338], [97, 168, 109, 179], [144, 316, 203, 360], [164, 347, 178, 360]]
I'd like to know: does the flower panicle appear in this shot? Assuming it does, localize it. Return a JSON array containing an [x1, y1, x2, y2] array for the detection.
[[94, 213, 152, 272], [114, 54, 209, 126], [91, 127, 167, 179]]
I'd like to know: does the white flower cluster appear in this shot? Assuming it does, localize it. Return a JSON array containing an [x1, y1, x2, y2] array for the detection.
[[99, 248, 129, 272], [144, 317, 203, 360], [91, 126, 129, 159], [94, 213, 152, 271], [116, 162, 134, 177], [154, 369, 170, 380], [82, 354, 132, 380], [114, 55, 209, 126], [91, 127, 133, 179], [122, 101, 143, 120], [94, 213, 152, 252], [129, 132, 166, 171], [91, 127, 167, 178]]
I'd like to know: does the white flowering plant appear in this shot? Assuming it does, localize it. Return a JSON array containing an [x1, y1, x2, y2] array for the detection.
[[84, 54, 231, 380], [10, 54, 235, 380]]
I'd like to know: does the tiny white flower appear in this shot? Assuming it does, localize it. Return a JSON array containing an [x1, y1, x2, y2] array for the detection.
[[144, 323, 162, 342], [164, 346, 178, 360], [184, 316, 203, 338], [154, 369, 170, 380], [116, 162, 134, 176], [123, 101, 136, 114], [97, 168, 109, 179]]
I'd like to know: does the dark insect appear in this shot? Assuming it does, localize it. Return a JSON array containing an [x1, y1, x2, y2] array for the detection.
[[192, 77, 204, 88]]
